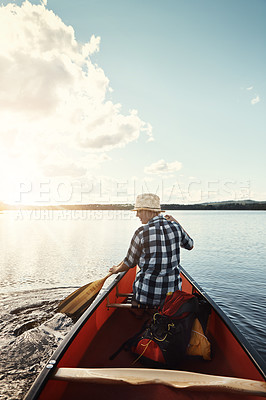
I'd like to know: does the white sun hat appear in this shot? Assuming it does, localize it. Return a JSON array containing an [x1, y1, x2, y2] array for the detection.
[[132, 193, 164, 212]]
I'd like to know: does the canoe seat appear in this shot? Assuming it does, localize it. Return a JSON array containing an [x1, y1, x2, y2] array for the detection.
[[106, 291, 157, 310], [52, 367, 266, 397]]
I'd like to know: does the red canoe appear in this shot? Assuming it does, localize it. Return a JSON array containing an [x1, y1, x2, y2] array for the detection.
[[24, 266, 266, 400]]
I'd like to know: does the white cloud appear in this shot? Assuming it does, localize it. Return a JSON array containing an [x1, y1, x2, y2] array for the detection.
[[144, 159, 182, 175], [251, 95, 260, 105], [43, 163, 87, 178], [41, 151, 111, 177], [246, 86, 254, 91], [77, 106, 149, 150], [0, 1, 153, 184]]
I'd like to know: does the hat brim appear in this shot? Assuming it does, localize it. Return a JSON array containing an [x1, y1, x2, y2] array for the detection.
[[131, 207, 165, 212]]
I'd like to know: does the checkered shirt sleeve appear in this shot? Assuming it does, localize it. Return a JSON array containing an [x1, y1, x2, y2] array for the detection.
[[180, 226, 194, 250], [124, 227, 143, 269]]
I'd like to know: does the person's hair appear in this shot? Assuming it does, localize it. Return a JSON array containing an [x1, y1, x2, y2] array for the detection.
[[139, 210, 160, 220]]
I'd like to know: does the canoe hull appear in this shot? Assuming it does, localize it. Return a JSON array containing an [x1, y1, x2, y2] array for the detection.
[[24, 266, 266, 400]]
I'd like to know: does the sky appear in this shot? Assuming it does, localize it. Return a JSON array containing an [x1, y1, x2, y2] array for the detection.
[[0, 0, 265, 205]]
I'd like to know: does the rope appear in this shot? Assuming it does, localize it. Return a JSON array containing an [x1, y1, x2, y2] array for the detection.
[[191, 329, 208, 340], [132, 340, 153, 365]]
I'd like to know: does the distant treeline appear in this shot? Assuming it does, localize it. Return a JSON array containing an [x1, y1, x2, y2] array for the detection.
[[162, 202, 266, 210], [1, 201, 266, 211]]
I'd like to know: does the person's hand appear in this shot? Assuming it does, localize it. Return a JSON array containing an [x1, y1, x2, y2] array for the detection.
[[165, 214, 179, 224], [109, 265, 120, 274]]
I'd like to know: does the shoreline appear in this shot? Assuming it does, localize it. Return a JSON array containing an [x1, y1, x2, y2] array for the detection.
[[1, 201, 266, 212]]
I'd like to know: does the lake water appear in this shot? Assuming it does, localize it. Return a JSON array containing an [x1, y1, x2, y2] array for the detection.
[[0, 210, 265, 399]]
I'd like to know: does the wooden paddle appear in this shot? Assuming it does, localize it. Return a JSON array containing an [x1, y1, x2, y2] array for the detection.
[[54, 367, 266, 396], [57, 273, 112, 318]]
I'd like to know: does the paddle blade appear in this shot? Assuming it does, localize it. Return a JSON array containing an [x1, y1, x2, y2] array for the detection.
[[57, 274, 111, 318]]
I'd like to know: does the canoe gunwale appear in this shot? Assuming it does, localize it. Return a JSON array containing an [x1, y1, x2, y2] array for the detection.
[[179, 265, 266, 380]]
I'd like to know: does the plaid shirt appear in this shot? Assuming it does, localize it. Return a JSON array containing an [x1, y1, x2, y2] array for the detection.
[[124, 215, 193, 305]]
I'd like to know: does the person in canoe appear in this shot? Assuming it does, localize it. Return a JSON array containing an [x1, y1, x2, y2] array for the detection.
[[109, 193, 194, 307]]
